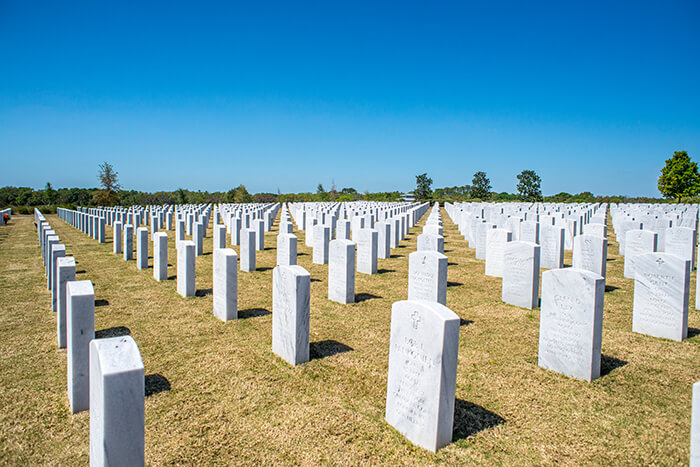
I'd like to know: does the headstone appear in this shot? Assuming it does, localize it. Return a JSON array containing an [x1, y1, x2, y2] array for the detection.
[[624, 229, 658, 279], [520, 221, 540, 244], [46, 235, 59, 289], [540, 225, 565, 269], [408, 250, 447, 305], [153, 232, 168, 281], [336, 219, 351, 240], [176, 219, 185, 243], [538, 268, 604, 381], [272, 265, 311, 366], [313, 224, 330, 265], [89, 336, 144, 467], [485, 228, 512, 277], [67, 280, 96, 413], [618, 220, 642, 255], [356, 228, 378, 275], [385, 299, 460, 452], [474, 222, 495, 260], [213, 248, 238, 321], [240, 229, 256, 272], [277, 233, 297, 266], [583, 223, 606, 238], [97, 217, 105, 243], [502, 241, 540, 309], [136, 227, 148, 269], [665, 227, 697, 269], [50, 243, 66, 308], [632, 252, 689, 341], [376, 221, 391, 259], [328, 239, 355, 304], [214, 224, 226, 249], [177, 240, 195, 297], [417, 232, 444, 254], [113, 221, 122, 254], [56, 256, 76, 349], [254, 219, 265, 251], [572, 234, 607, 278], [194, 221, 204, 256], [123, 224, 134, 261], [230, 216, 241, 245]]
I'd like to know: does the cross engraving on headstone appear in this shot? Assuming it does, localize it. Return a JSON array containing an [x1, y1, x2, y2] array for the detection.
[[411, 311, 421, 329]]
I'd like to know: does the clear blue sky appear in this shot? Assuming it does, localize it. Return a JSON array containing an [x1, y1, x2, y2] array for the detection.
[[1, 1, 698, 196]]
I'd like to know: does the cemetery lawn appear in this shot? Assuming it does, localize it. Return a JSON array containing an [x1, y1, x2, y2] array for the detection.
[[1, 210, 699, 465]]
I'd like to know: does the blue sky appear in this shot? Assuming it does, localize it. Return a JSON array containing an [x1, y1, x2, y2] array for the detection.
[[1, 1, 698, 196]]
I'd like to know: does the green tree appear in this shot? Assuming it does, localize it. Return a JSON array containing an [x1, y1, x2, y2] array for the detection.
[[658, 151, 700, 202], [234, 184, 253, 203], [176, 188, 189, 204], [471, 171, 491, 200], [516, 169, 543, 202], [414, 173, 433, 201], [44, 182, 57, 204]]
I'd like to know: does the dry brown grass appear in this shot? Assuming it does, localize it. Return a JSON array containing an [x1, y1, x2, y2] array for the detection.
[[0, 208, 698, 465]]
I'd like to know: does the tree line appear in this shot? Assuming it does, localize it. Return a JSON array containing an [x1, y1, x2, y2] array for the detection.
[[4, 152, 697, 212]]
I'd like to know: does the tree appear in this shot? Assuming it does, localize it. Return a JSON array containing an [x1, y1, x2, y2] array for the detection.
[[516, 169, 543, 202], [316, 184, 325, 194], [176, 188, 189, 204], [414, 173, 433, 201], [44, 182, 56, 204], [98, 162, 121, 191], [658, 151, 700, 202], [234, 184, 253, 203], [471, 171, 491, 200], [94, 162, 121, 206]]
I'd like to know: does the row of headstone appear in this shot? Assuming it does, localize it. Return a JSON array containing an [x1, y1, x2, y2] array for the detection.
[[35, 209, 145, 465]]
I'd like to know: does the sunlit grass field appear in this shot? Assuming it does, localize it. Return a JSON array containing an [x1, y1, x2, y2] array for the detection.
[[0, 208, 698, 465]]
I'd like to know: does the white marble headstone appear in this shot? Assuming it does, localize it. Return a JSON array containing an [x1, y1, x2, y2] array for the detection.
[[385, 299, 460, 452], [538, 268, 604, 381]]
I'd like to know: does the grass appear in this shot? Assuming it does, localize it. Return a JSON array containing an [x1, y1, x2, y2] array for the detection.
[[0, 208, 698, 465]]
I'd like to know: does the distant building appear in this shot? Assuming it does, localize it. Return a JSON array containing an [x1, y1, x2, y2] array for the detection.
[[401, 193, 415, 202]]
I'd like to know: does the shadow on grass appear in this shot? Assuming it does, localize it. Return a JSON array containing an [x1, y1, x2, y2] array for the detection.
[[167, 275, 176, 280], [76, 270, 87, 274], [195, 288, 213, 297], [377, 269, 395, 274], [201, 252, 212, 256], [310, 278, 321, 283], [688, 328, 700, 338], [460, 319, 474, 327], [607, 258, 616, 262], [145, 374, 171, 397], [95, 326, 130, 339], [257, 267, 273, 272], [95, 299, 109, 307], [452, 399, 505, 442], [390, 254, 404, 259], [310, 340, 353, 361], [447, 281, 463, 287], [447, 262, 459, 267], [605, 285, 620, 292], [600, 355, 628, 377], [355, 293, 381, 302], [239, 308, 271, 319]]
